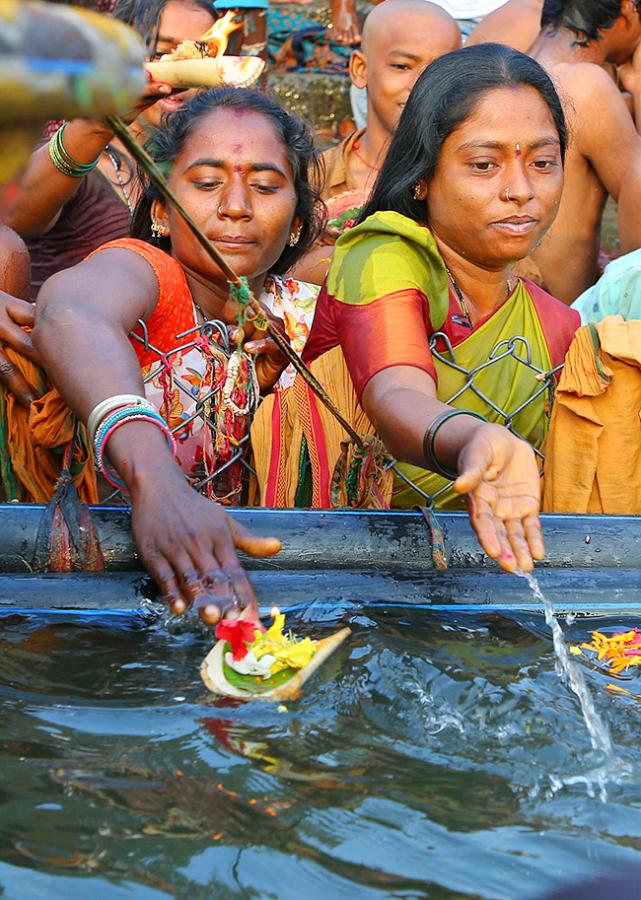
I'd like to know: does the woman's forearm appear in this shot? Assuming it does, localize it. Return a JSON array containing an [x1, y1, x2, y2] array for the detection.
[[5, 120, 114, 239], [362, 369, 485, 473], [33, 291, 180, 489]]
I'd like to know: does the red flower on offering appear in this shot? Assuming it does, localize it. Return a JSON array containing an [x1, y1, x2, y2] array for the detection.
[[215, 619, 258, 660]]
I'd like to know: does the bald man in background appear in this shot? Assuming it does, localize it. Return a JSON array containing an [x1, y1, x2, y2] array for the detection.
[[291, 0, 460, 284], [322, 0, 461, 200]]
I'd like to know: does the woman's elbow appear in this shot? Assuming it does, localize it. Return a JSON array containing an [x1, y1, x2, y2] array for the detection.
[[32, 281, 88, 357]]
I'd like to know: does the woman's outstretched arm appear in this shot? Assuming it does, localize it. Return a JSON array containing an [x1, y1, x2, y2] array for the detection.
[[362, 365, 544, 573], [5, 82, 171, 240], [33, 250, 280, 624]]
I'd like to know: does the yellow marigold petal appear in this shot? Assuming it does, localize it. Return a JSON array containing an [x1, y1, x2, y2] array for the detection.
[[619, 631, 637, 642]]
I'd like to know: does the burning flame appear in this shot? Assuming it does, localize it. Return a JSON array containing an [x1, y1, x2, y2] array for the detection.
[[197, 11, 242, 58], [270, 605, 280, 619], [162, 11, 242, 61]]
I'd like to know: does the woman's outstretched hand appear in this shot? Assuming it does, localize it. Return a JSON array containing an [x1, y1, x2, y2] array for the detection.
[[131, 468, 281, 625], [453, 423, 544, 573]]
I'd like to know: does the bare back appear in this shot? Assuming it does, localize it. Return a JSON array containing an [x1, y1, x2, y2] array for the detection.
[[526, 58, 615, 303], [467, 0, 544, 53]]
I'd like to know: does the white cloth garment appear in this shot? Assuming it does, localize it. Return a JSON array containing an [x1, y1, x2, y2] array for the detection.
[[429, 0, 507, 17]]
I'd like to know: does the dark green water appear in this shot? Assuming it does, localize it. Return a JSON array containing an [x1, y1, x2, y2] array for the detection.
[[2, 603, 641, 899]]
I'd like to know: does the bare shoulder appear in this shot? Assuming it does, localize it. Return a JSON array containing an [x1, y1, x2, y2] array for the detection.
[[38, 246, 159, 320], [549, 61, 623, 111], [545, 61, 631, 158], [53, 246, 158, 291], [0, 226, 30, 299], [0, 224, 28, 256]]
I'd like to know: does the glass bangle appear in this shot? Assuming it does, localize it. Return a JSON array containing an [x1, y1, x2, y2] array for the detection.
[[49, 124, 101, 178], [422, 409, 488, 481], [93, 407, 176, 491]]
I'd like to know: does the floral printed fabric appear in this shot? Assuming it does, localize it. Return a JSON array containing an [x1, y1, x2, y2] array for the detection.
[[263, 274, 318, 387], [139, 273, 318, 483]]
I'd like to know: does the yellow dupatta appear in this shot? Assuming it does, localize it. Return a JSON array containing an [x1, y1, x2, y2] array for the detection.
[[393, 280, 552, 509]]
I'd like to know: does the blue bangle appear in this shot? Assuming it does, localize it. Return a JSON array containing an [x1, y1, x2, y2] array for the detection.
[[93, 405, 174, 490]]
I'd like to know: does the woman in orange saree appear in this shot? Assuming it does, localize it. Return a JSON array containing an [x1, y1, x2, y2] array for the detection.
[[32, 88, 322, 622]]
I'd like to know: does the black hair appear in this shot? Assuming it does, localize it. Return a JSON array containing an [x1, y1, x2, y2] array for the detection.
[[359, 43, 567, 226], [113, 0, 216, 47], [132, 88, 324, 274], [541, 0, 641, 45]]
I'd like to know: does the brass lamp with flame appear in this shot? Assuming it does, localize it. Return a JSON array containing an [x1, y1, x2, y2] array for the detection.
[[145, 12, 264, 90]]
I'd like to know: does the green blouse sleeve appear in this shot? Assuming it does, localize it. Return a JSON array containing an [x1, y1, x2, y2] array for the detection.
[[326, 210, 450, 332]]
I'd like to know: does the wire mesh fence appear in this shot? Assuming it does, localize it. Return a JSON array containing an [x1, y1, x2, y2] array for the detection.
[[99, 320, 560, 509], [100, 317, 259, 506], [389, 330, 560, 507]]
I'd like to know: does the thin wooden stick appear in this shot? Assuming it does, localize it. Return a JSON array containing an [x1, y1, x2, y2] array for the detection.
[[107, 115, 363, 446]]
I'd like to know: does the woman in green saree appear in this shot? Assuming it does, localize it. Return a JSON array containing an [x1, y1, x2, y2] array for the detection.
[[255, 44, 580, 573]]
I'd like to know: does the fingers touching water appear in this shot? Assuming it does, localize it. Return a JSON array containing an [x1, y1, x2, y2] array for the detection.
[[454, 423, 545, 573], [131, 475, 280, 626]]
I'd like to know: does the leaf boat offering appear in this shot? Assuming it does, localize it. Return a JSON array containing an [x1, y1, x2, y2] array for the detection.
[[200, 608, 351, 701], [145, 56, 264, 90], [144, 11, 264, 89]]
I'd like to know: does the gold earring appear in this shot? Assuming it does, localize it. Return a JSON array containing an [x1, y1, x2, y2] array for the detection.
[[288, 225, 303, 246], [413, 183, 423, 201], [151, 220, 165, 239]]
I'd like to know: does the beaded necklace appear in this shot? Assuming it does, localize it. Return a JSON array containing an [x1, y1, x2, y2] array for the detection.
[[444, 262, 514, 330], [351, 134, 381, 172]]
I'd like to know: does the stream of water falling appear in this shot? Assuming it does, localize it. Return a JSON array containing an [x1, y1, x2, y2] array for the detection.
[[520, 571, 613, 757]]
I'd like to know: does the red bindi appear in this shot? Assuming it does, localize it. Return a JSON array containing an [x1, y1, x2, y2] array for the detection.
[[515, 143, 522, 158]]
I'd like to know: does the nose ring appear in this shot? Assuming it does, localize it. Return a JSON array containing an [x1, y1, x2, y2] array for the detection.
[[504, 187, 511, 202], [217, 204, 224, 216]]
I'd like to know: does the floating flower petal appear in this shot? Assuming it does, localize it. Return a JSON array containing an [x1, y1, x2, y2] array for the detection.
[[215, 618, 257, 661], [580, 627, 641, 675]]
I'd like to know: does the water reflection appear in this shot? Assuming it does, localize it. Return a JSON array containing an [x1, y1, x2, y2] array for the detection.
[[2, 609, 641, 897]]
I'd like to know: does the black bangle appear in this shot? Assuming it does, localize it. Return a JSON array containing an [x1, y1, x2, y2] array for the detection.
[[422, 409, 488, 480]]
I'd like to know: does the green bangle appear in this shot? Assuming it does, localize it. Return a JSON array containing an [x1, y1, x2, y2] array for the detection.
[[49, 124, 101, 178], [422, 409, 488, 481]]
